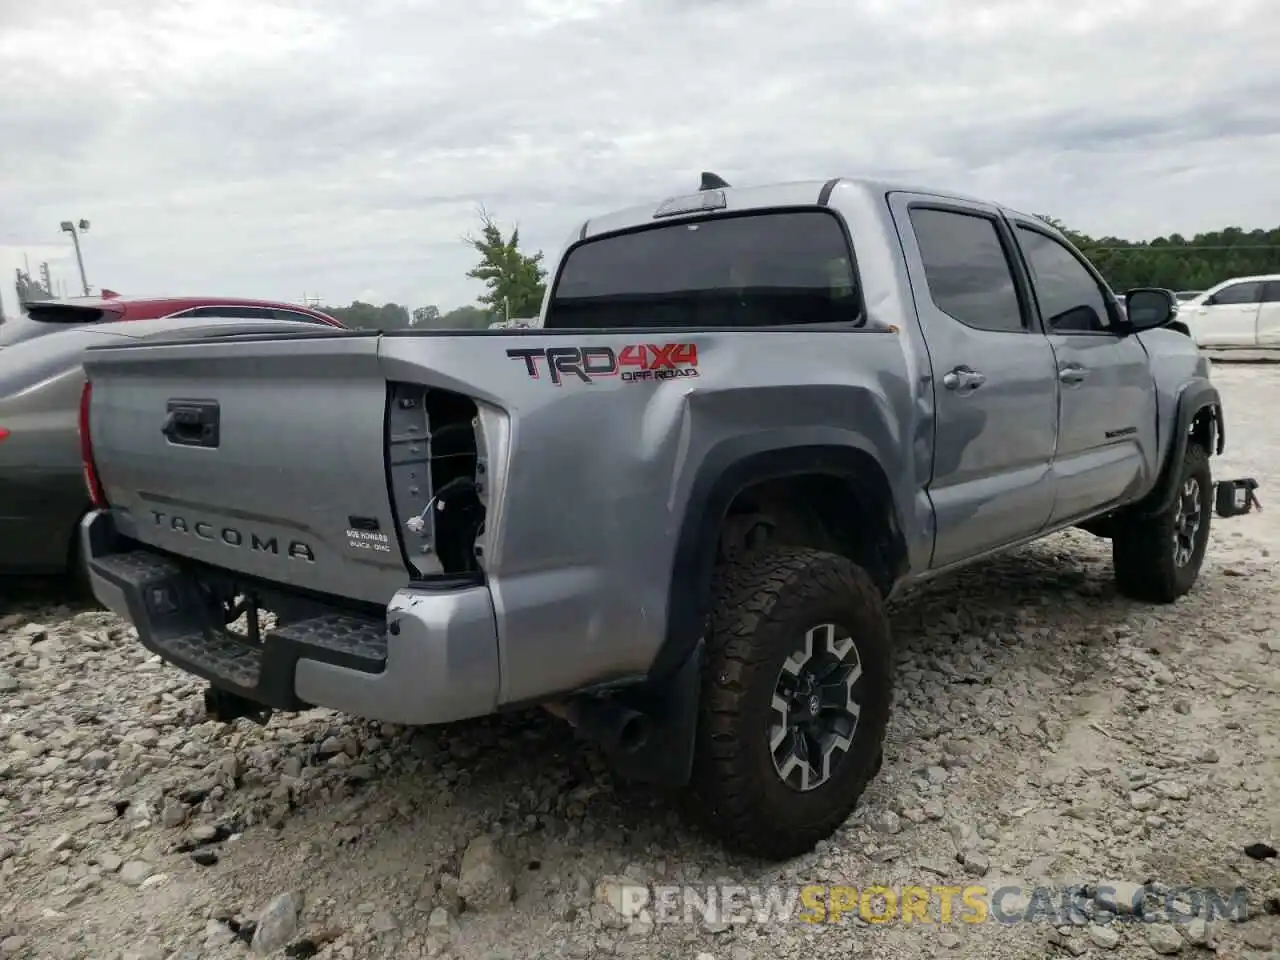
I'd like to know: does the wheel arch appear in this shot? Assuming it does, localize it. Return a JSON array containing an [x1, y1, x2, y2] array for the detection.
[[648, 436, 908, 684], [1139, 379, 1222, 518]]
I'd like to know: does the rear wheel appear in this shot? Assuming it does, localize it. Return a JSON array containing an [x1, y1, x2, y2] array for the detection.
[[1112, 443, 1212, 603], [686, 546, 893, 860]]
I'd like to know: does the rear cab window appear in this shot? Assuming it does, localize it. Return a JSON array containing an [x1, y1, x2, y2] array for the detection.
[[544, 210, 863, 329]]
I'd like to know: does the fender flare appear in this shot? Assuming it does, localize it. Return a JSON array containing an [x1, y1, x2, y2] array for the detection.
[[1140, 380, 1222, 518], [647, 436, 903, 684]]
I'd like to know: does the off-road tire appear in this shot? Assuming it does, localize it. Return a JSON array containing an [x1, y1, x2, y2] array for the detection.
[[686, 546, 893, 861], [1112, 443, 1212, 603]]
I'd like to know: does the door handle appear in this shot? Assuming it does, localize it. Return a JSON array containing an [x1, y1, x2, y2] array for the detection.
[[1058, 365, 1088, 385], [942, 367, 986, 391], [162, 400, 221, 448]]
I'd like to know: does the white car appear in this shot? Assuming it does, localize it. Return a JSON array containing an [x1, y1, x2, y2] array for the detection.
[[1176, 275, 1280, 349]]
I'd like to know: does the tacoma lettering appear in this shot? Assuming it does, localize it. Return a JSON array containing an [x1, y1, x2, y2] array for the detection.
[[149, 510, 315, 562]]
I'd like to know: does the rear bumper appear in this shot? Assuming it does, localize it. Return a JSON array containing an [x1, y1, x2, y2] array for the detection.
[[80, 510, 501, 725]]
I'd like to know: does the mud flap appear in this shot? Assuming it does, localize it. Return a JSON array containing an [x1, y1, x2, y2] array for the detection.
[[602, 638, 705, 788], [1213, 478, 1261, 518]]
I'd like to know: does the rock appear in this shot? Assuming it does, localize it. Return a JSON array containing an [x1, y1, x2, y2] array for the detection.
[[1087, 924, 1121, 949], [0, 673, 17, 694], [457, 834, 514, 911], [1152, 781, 1190, 801], [1244, 842, 1277, 860], [160, 800, 188, 828], [870, 810, 901, 835], [120, 943, 164, 960], [98, 853, 123, 873], [593, 875, 647, 928], [189, 824, 220, 844], [1094, 882, 1145, 916], [1128, 791, 1159, 811], [1047, 930, 1087, 956], [1240, 925, 1273, 949], [427, 907, 458, 935], [251, 889, 305, 954], [938, 930, 962, 949], [49, 832, 74, 853], [1146, 922, 1183, 954], [370, 910, 398, 934], [1176, 916, 1213, 948], [125, 729, 159, 748], [203, 919, 236, 948], [118, 861, 155, 886], [960, 850, 990, 876]]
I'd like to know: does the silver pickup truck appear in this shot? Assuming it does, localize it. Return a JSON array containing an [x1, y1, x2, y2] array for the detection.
[[77, 174, 1257, 861]]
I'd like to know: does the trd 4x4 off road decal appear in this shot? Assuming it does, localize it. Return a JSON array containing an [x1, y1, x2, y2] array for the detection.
[[507, 343, 699, 385]]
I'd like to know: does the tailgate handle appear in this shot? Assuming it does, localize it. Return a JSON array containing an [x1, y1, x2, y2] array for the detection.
[[162, 400, 220, 448]]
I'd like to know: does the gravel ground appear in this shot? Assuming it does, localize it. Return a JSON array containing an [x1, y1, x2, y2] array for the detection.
[[2, 363, 1278, 960]]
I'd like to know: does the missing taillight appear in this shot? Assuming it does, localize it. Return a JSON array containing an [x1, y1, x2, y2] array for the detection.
[[384, 383, 484, 578], [79, 381, 107, 507]]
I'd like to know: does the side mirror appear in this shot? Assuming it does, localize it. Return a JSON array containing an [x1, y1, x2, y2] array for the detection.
[[1122, 287, 1176, 333]]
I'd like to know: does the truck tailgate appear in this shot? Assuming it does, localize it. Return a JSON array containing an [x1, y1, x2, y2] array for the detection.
[[83, 331, 407, 605]]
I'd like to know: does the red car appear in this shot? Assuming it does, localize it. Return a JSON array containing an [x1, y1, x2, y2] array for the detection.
[[1, 293, 342, 346]]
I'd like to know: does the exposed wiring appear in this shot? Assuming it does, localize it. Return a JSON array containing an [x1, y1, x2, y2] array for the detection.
[[404, 477, 475, 534]]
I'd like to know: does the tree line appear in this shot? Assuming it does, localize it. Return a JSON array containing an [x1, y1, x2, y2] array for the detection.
[[324, 208, 547, 330], [323, 210, 1280, 330], [1039, 217, 1279, 292]]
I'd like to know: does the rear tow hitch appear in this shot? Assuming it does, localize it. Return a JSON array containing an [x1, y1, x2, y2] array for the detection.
[[203, 686, 272, 726], [1214, 478, 1261, 518]]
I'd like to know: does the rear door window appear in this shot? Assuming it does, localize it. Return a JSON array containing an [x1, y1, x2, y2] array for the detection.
[[1208, 282, 1263, 306], [908, 207, 1026, 333], [545, 210, 862, 329]]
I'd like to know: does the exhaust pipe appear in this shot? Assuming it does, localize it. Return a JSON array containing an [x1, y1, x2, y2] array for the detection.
[[545, 696, 651, 755]]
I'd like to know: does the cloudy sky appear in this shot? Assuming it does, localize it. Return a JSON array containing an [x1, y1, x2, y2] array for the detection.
[[2, 0, 1277, 315]]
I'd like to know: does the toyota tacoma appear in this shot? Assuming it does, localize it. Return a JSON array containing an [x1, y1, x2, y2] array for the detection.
[[77, 174, 1257, 860]]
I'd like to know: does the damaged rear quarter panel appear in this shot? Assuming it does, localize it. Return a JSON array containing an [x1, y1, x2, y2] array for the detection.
[[378, 328, 916, 706]]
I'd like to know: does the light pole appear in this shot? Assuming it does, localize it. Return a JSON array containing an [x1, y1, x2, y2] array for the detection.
[[59, 219, 90, 296]]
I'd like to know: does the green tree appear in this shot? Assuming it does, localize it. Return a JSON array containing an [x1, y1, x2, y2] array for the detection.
[[1035, 218, 1280, 292], [464, 206, 547, 319], [322, 300, 411, 330], [412, 305, 440, 327], [437, 304, 493, 329]]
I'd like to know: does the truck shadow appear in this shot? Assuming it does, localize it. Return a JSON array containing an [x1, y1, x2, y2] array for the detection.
[[0, 573, 98, 619]]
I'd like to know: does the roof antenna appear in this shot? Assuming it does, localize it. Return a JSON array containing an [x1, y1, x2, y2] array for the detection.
[[699, 171, 730, 191]]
